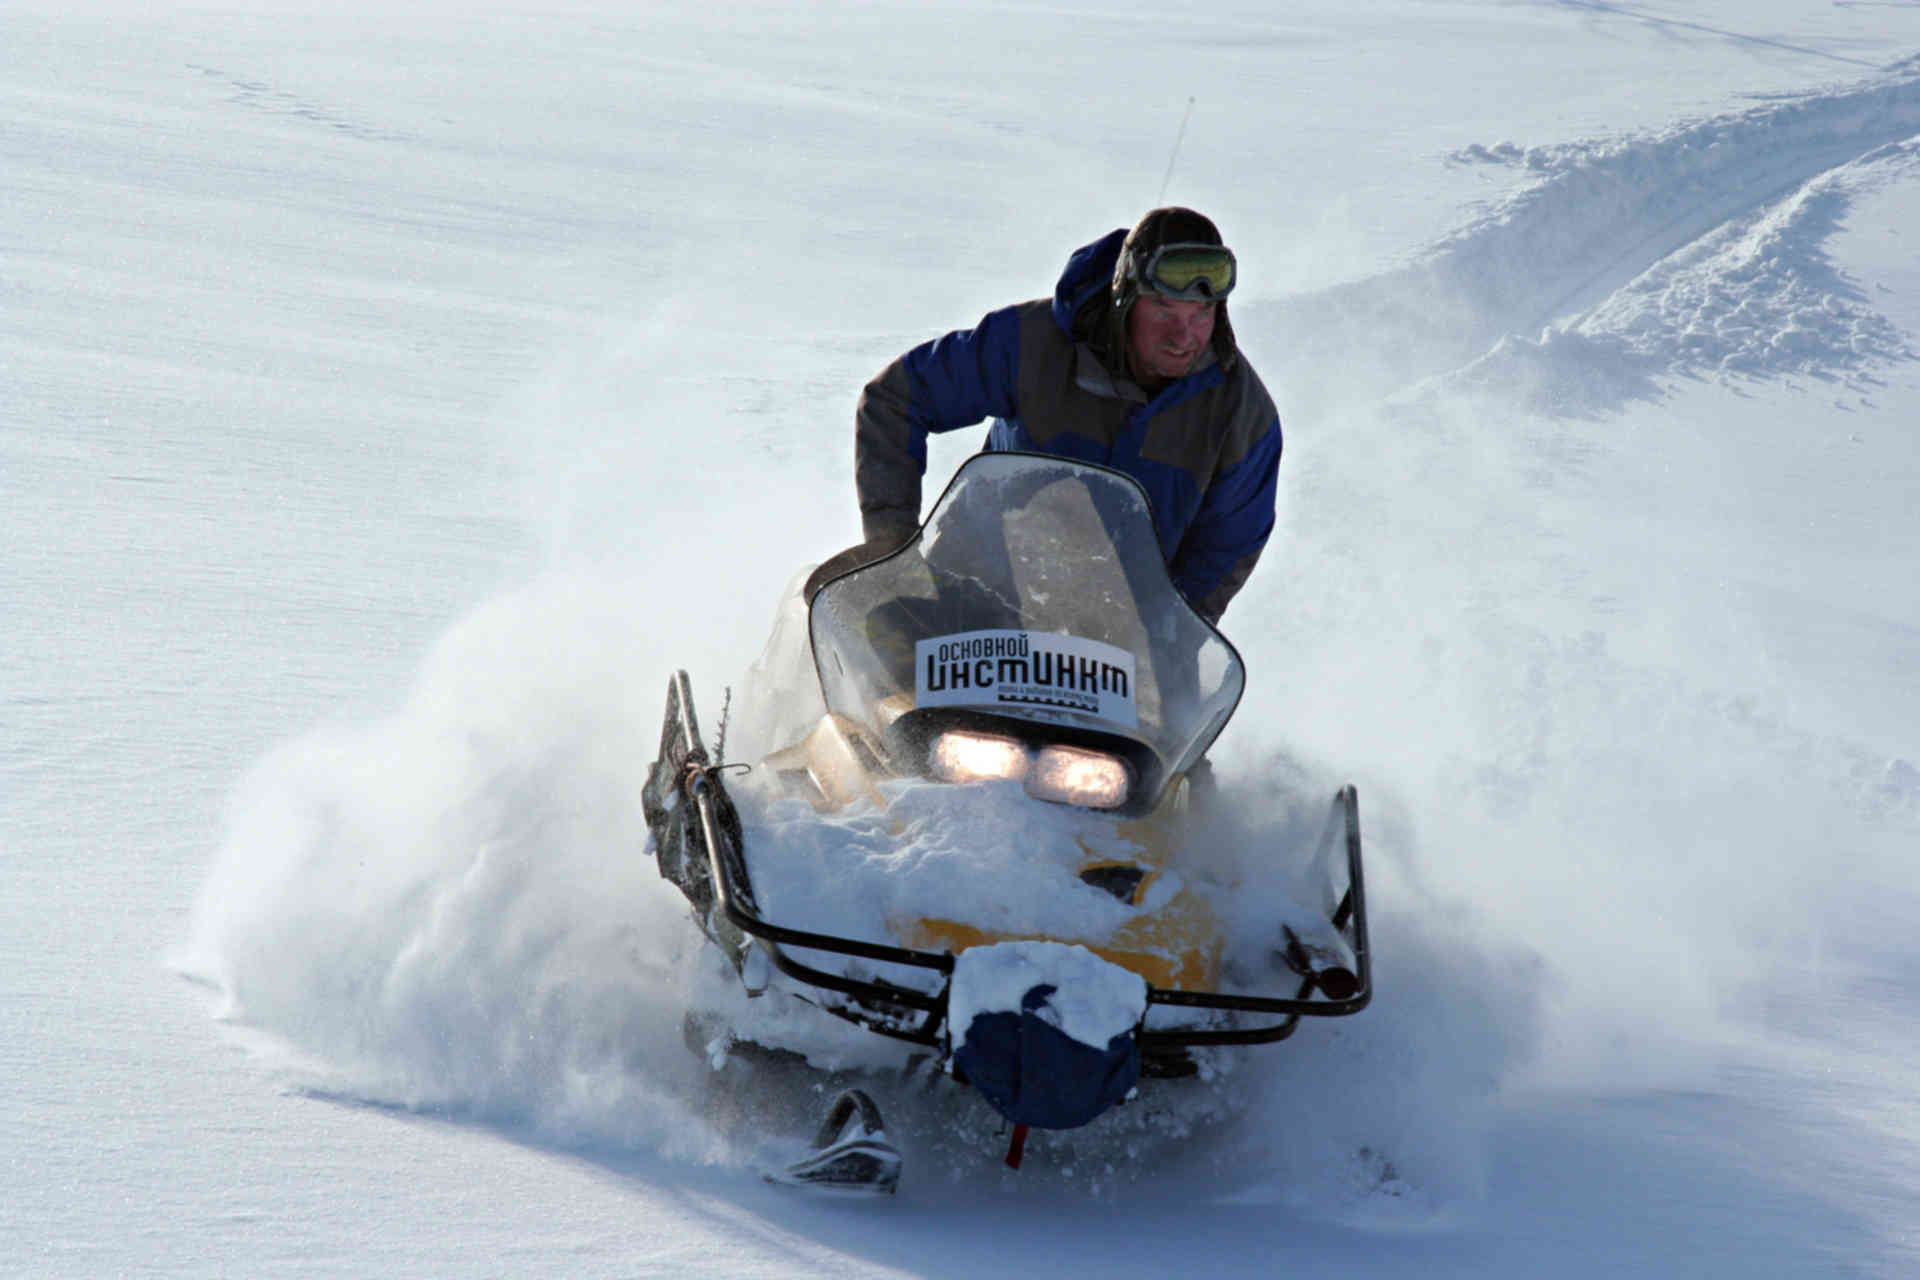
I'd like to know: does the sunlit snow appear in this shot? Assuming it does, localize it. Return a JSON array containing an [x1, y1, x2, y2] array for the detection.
[[8, 2, 1920, 1276]]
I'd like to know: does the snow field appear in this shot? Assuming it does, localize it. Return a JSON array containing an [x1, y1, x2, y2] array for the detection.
[[8, 2, 1920, 1275]]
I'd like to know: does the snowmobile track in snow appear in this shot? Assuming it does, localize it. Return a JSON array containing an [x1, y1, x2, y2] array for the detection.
[[1262, 64, 1920, 410]]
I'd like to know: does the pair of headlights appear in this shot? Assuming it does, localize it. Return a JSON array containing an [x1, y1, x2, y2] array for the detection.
[[927, 730, 1132, 810]]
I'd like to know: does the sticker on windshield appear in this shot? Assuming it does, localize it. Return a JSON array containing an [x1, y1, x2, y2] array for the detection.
[[915, 630, 1138, 728]]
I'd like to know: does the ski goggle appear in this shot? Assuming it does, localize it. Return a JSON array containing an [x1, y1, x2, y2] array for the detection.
[[1133, 242, 1236, 301]]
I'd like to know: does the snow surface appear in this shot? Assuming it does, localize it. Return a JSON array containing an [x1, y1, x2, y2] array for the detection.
[[8, 1, 1920, 1275]]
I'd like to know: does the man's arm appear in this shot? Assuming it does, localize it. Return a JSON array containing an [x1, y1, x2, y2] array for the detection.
[[1169, 416, 1283, 623], [854, 306, 1025, 543]]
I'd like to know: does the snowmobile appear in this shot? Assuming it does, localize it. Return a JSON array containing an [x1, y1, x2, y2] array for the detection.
[[641, 452, 1370, 1193]]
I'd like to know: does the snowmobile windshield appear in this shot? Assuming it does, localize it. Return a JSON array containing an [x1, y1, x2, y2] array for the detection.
[[809, 453, 1245, 807]]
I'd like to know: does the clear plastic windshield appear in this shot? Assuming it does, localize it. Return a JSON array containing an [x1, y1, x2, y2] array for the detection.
[[809, 453, 1244, 801]]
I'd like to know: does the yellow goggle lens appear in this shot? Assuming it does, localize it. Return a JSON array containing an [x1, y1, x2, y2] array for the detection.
[[1143, 246, 1235, 299]]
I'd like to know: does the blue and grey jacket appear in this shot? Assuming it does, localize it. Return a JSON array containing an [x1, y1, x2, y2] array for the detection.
[[854, 229, 1282, 622]]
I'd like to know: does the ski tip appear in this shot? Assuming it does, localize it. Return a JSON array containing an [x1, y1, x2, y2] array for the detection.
[[763, 1138, 903, 1196]]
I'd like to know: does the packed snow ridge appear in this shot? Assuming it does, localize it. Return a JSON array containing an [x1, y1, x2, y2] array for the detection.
[[1278, 65, 1920, 412], [1453, 69, 1920, 382]]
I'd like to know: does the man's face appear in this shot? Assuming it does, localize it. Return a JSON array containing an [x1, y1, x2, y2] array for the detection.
[[1126, 295, 1217, 384]]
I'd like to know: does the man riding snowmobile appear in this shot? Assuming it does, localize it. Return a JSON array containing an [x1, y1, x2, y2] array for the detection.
[[636, 214, 1361, 1193], [808, 206, 1283, 624], [643, 454, 1370, 1192]]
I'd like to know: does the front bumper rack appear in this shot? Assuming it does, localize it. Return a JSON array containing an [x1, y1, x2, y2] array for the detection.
[[643, 670, 1371, 1058]]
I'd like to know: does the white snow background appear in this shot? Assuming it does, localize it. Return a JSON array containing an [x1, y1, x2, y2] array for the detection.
[[8, 0, 1920, 1274]]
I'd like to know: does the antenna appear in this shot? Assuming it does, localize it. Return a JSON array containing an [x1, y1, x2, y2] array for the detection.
[[1157, 97, 1196, 204]]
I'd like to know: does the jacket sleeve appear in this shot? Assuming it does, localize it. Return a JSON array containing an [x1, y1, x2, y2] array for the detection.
[[1170, 416, 1283, 623], [854, 306, 1024, 543]]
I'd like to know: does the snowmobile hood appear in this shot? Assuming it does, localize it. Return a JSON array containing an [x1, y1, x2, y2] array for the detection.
[[1049, 228, 1239, 378]]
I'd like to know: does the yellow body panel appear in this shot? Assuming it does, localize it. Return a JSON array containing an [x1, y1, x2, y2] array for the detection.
[[899, 882, 1222, 991], [763, 714, 889, 812], [898, 790, 1222, 992]]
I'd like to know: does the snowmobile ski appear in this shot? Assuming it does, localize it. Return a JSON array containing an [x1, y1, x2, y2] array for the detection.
[[763, 1089, 902, 1195]]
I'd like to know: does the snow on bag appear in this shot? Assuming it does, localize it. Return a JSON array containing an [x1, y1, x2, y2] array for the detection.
[[948, 940, 1148, 1130]]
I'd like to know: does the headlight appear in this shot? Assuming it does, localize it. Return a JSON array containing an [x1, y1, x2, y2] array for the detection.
[[929, 730, 1030, 783], [1026, 745, 1131, 810]]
